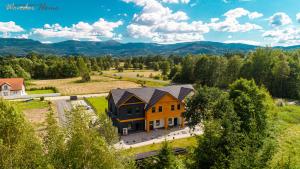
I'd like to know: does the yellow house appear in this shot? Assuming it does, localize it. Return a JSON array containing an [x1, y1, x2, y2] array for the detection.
[[107, 85, 194, 134]]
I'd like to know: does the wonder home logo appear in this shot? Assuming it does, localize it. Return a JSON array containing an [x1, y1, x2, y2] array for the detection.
[[6, 3, 58, 11]]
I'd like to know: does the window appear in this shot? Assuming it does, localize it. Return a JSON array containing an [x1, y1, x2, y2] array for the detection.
[[135, 107, 140, 113], [177, 104, 181, 110], [3, 85, 8, 90], [158, 106, 163, 112], [128, 123, 132, 130], [127, 108, 132, 114], [171, 105, 175, 111], [168, 118, 173, 125], [152, 107, 156, 113], [156, 120, 160, 126], [3, 92, 8, 96]]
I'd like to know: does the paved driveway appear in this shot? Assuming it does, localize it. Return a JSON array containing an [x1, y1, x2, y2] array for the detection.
[[115, 125, 202, 149], [55, 99, 71, 126]]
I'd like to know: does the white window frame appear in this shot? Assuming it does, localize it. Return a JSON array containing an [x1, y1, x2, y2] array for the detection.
[[156, 120, 160, 126]]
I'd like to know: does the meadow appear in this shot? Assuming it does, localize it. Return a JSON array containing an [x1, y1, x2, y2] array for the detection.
[[28, 75, 140, 95], [269, 104, 300, 168]]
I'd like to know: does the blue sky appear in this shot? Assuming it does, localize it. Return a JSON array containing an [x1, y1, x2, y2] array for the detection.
[[0, 0, 300, 46]]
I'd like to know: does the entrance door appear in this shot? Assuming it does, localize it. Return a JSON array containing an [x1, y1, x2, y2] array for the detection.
[[149, 121, 154, 130], [174, 118, 178, 126], [135, 123, 139, 130], [123, 128, 128, 135]]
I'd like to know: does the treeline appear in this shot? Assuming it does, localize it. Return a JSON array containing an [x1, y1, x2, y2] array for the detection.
[[170, 48, 300, 100], [1, 48, 300, 99], [0, 53, 116, 79], [0, 100, 134, 169]]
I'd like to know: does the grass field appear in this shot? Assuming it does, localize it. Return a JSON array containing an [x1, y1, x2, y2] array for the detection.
[[102, 69, 170, 87], [85, 96, 108, 114], [27, 89, 55, 94], [12, 100, 51, 129], [13, 100, 50, 111], [28, 75, 139, 95], [126, 136, 198, 155], [270, 104, 300, 168]]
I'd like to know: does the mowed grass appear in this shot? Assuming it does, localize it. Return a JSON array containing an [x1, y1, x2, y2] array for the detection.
[[85, 96, 108, 114], [270, 105, 300, 168], [27, 89, 55, 94], [126, 136, 197, 155], [28, 75, 139, 95], [13, 100, 50, 111]]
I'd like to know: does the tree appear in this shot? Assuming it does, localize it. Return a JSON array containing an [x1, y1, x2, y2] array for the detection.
[[160, 61, 170, 76], [140, 141, 183, 169], [185, 79, 276, 169], [156, 141, 182, 169], [175, 56, 196, 83], [61, 62, 79, 78], [44, 109, 66, 168], [0, 99, 45, 168], [77, 57, 91, 82], [0, 65, 17, 78], [229, 79, 272, 134], [185, 86, 240, 169], [14, 65, 31, 80], [65, 108, 134, 169], [224, 55, 243, 85]]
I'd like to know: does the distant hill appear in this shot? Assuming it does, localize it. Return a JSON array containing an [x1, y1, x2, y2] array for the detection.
[[0, 38, 298, 56]]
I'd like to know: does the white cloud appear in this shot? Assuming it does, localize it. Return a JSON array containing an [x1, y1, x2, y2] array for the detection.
[[248, 11, 263, 19], [29, 18, 123, 42], [124, 0, 209, 43], [227, 35, 232, 39], [224, 39, 260, 46], [211, 18, 220, 23], [161, 0, 190, 4], [208, 8, 263, 32], [296, 13, 300, 23], [269, 12, 292, 27], [263, 27, 300, 46], [0, 21, 24, 37]]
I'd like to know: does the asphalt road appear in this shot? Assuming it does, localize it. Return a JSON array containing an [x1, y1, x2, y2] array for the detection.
[[55, 99, 72, 126], [45, 93, 108, 101]]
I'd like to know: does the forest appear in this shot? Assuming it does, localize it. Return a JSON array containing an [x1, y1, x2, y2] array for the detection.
[[1, 48, 300, 100]]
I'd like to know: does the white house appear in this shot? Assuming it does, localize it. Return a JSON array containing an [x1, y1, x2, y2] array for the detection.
[[0, 78, 26, 97]]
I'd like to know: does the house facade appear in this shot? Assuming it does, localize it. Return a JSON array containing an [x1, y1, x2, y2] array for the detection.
[[107, 85, 193, 134], [0, 78, 26, 97]]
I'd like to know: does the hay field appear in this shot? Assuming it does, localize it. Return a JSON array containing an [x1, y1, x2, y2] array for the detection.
[[28, 75, 140, 95]]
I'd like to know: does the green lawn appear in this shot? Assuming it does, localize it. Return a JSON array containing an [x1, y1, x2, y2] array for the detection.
[[27, 89, 55, 94], [85, 96, 108, 114], [269, 105, 300, 168], [126, 136, 198, 155], [12, 100, 50, 111]]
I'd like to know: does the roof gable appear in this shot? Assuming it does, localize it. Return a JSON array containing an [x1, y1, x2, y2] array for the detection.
[[110, 85, 194, 108], [0, 78, 24, 91]]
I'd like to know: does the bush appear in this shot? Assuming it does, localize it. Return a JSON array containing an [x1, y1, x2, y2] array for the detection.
[[27, 86, 59, 93], [154, 75, 161, 80], [117, 67, 124, 72], [40, 96, 45, 101]]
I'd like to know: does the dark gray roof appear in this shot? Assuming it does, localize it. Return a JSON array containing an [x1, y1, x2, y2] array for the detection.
[[109, 84, 194, 108]]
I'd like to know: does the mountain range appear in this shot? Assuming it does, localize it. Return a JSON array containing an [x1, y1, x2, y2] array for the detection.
[[0, 38, 299, 56]]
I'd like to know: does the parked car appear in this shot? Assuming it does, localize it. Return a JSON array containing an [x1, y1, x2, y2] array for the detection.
[[70, 96, 78, 100]]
